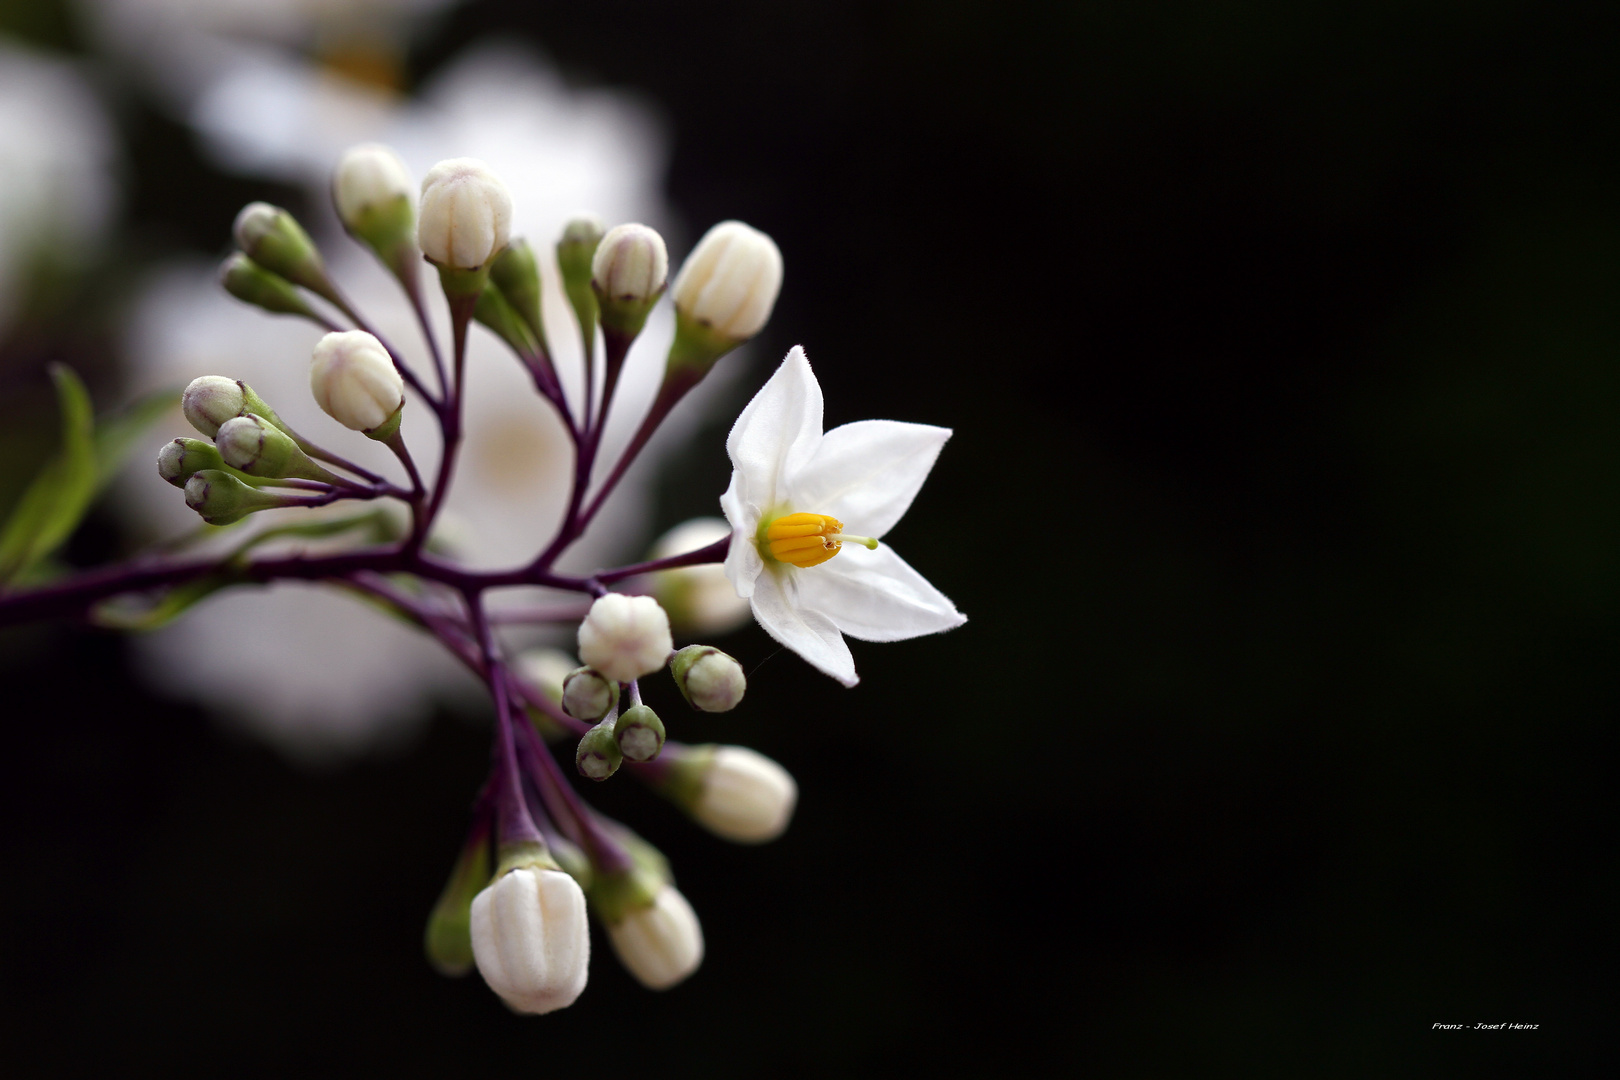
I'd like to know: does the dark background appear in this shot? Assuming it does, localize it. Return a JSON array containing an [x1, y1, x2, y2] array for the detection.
[[1, 1, 1615, 1074]]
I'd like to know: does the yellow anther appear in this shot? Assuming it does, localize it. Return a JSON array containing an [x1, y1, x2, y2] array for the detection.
[[760, 512, 878, 569]]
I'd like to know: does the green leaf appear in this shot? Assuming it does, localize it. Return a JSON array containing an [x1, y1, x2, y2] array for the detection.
[[90, 574, 237, 631], [0, 364, 97, 584], [92, 387, 179, 492]]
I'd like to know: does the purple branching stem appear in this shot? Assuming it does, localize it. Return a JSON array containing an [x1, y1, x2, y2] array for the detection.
[[513, 712, 633, 875], [417, 294, 476, 547], [627, 679, 643, 708], [486, 602, 594, 626], [402, 273, 450, 401], [597, 536, 731, 586], [468, 591, 543, 849]]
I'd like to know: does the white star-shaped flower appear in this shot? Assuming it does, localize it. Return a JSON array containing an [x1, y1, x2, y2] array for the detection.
[[720, 347, 966, 686]]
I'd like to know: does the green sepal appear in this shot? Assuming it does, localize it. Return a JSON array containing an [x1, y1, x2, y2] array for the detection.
[[587, 823, 670, 925], [557, 219, 602, 354], [0, 364, 96, 585], [424, 826, 493, 978], [576, 715, 624, 781]]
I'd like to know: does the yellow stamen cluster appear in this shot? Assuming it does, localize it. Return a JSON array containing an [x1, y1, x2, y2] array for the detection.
[[764, 513, 844, 568], [761, 512, 877, 569]]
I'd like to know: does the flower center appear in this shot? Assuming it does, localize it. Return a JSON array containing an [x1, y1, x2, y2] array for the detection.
[[759, 512, 878, 569]]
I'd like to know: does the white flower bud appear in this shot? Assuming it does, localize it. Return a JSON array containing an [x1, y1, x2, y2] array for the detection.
[[469, 867, 591, 1015], [309, 330, 404, 433], [651, 518, 751, 635], [692, 746, 798, 844], [577, 594, 673, 683], [333, 143, 414, 231], [671, 220, 783, 341], [591, 223, 668, 305], [513, 648, 577, 704], [605, 884, 704, 991], [418, 157, 513, 269], [181, 376, 246, 437]]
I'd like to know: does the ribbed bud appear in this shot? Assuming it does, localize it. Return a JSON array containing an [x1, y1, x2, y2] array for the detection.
[[670, 645, 746, 713], [232, 202, 335, 300], [215, 414, 327, 480], [651, 518, 751, 636], [561, 667, 618, 722], [671, 220, 782, 342], [687, 745, 798, 844], [613, 704, 666, 763], [418, 158, 512, 270], [469, 862, 591, 1015], [183, 469, 287, 526], [309, 330, 405, 436], [577, 593, 673, 683], [576, 716, 623, 781], [156, 437, 226, 488], [219, 253, 317, 319], [592, 223, 667, 338], [605, 884, 704, 991]]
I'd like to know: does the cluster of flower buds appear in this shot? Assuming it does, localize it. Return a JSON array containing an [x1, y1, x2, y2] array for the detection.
[[152, 143, 802, 1017]]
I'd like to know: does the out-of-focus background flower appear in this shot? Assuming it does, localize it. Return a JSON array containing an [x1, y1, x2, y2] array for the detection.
[[1, 0, 1615, 1074]]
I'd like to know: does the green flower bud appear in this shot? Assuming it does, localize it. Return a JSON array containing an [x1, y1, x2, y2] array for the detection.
[[332, 143, 417, 276], [614, 704, 666, 763], [575, 716, 623, 781], [561, 666, 618, 722], [232, 202, 339, 305], [669, 645, 746, 713], [591, 223, 667, 340], [490, 239, 547, 353], [473, 281, 540, 357], [214, 415, 334, 482], [218, 253, 318, 319], [424, 827, 492, 978], [181, 376, 286, 439], [156, 437, 227, 488], [557, 214, 604, 345], [182, 469, 290, 526]]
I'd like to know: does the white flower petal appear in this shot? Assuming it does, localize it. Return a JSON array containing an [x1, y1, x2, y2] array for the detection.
[[796, 544, 967, 643], [719, 470, 764, 599], [749, 570, 859, 687], [725, 346, 823, 512], [786, 420, 951, 539]]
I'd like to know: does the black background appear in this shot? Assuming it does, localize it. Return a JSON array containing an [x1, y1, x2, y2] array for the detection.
[[1, 1, 1615, 1074]]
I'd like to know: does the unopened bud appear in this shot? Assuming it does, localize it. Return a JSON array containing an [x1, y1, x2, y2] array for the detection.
[[180, 376, 283, 438], [309, 330, 405, 437], [156, 437, 226, 488], [604, 884, 704, 991], [614, 704, 666, 763], [513, 648, 577, 705], [577, 593, 673, 683], [592, 223, 667, 338], [424, 828, 492, 978], [651, 517, 751, 635], [219, 253, 318, 319], [214, 414, 330, 481], [576, 717, 623, 781], [669, 744, 797, 844], [557, 214, 604, 344], [490, 239, 547, 352], [670, 645, 746, 713], [561, 667, 618, 722], [333, 142, 416, 264], [473, 281, 541, 357], [418, 158, 512, 270], [670, 220, 782, 362], [469, 850, 591, 1015], [232, 202, 338, 303], [183, 469, 288, 526]]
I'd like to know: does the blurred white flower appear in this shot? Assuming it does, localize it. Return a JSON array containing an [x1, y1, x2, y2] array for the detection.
[[0, 41, 118, 337], [113, 43, 741, 762]]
